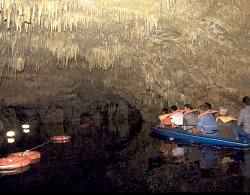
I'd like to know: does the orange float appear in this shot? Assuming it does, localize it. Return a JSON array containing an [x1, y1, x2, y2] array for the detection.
[[0, 156, 31, 170], [80, 123, 91, 128], [0, 165, 30, 176], [8, 151, 41, 164], [51, 135, 71, 143]]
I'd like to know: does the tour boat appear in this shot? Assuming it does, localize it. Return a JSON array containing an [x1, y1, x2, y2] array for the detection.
[[151, 126, 250, 149]]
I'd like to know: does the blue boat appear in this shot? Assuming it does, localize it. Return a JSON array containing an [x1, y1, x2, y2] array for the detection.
[[151, 126, 250, 149]]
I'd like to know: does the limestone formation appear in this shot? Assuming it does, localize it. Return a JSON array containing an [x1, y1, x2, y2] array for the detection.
[[44, 107, 64, 124], [0, 0, 249, 122]]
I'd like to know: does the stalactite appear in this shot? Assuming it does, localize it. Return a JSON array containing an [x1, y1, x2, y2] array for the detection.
[[0, 0, 149, 33], [14, 56, 25, 72], [0, 0, 246, 110]]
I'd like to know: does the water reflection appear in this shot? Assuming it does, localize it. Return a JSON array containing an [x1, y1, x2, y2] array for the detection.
[[199, 147, 219, 169], [22, 124, 30, 134], [7, 138, 15, 143], [160, 140, 241, 170], [149, 137, 250, 191], [0, 165, 30, 176], [0, 121, 249, 192], [241, 150, 250, 178], [23, 129, 30, 134]]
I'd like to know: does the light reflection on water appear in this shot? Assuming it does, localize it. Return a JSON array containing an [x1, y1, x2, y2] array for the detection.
[[23, 129, 30, 134], [7, 137, 15, 143], [0, 121, 249, 192]]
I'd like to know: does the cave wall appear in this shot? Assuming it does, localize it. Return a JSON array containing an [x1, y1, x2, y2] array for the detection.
[[0, 0, 250, 123]]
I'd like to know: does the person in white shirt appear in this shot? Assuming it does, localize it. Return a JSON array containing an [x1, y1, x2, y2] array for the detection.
[[170, 105, 184, 128]]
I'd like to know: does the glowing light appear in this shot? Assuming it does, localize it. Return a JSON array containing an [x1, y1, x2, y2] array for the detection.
[[7, 138, 15, 143], [6, 131, 15, 137], [23, 128, 30, 133], [22, 124, 30, 129]]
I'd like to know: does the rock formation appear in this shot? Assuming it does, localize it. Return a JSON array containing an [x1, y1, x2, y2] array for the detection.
[[0, 0, 249, 123]]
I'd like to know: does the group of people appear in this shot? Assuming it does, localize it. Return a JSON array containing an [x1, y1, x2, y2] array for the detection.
[[159, 96, 250, 142]]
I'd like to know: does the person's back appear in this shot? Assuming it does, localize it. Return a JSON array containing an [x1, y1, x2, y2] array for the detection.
[[216, 107, 236, 139], [232, 96, 250, 141], [184, 112, 198, 130], [183, 104, 198, 131], [171, 112, 184, 126], [238, 100, 250, 134], [170, 105, 183, 127], [205, 102, 219, 118], [196, 104, 218, 136], [198, 114, 218, 135], [161, 116, 172, 126], [159, 107, 172, 127]]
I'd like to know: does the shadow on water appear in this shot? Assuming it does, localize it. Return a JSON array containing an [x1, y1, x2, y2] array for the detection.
[[150, 129, 250, 192], [0, 121, 250, 192]]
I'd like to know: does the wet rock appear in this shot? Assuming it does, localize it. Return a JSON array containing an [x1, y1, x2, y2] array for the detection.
[[43, 123, 65, 137], [200, 18, 234, 46], [44, 107, 64, 124], [150, 29, 182, 45], [14, 57, 25, 72], [0, 1, 249, 123], [108, 103, 117, 122], [0, 106, 20, 129], [115, 102, 129, 122], [0, 119, 4, 132]]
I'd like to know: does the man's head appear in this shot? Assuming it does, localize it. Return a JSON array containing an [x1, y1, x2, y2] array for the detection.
[[171, 105, 177, 112], [162, 107, 169, 114], [242, 96, 250, 106], [198, 104, 209, 113], [184, 104, 193, 112], [204, 102, 212, 110], [219, 107, 228, 116]]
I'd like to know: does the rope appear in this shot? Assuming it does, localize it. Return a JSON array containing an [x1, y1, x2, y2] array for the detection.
[[26, 139, 53, 151], [25, 131, 73, 152]]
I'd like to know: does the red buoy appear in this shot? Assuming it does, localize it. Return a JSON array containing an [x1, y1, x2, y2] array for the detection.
[[0, 165, 30, 176], [80, 123, 91, 129], [0, 156, 31, 170], [8, 151, 41, 164], [51, 135, 71, 143]]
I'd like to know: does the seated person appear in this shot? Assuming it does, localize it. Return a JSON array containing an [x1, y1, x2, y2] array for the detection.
[[170, 105, 183, 128], [205, 102, 219, 117], [205, 102, 212, 110], [183, 104, 198, 131], [159, 107, 172, 127], [216, 107, 237, 139], [194, 104, 218, 136], [232, 96, 250, 142]]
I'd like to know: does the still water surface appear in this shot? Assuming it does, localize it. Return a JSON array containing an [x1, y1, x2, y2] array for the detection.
[[0, 121, 250, 192]]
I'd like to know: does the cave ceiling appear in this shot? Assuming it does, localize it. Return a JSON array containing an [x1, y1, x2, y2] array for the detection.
[[0, 0, 250, 120]]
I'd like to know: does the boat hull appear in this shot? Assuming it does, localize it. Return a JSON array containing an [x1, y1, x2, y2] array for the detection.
[[151, 126, 250, 149]]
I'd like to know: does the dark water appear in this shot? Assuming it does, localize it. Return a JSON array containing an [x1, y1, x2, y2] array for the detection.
[[0, 121, 250, 192]]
